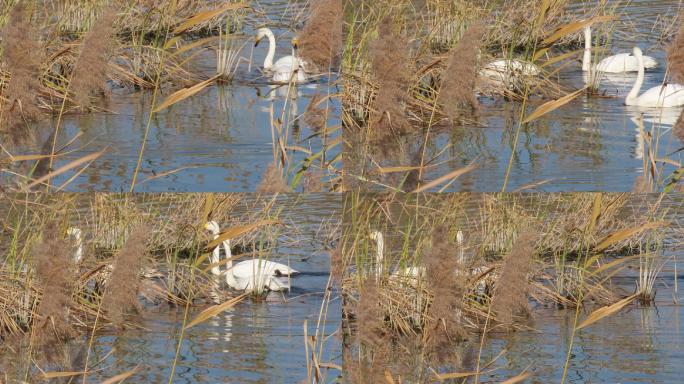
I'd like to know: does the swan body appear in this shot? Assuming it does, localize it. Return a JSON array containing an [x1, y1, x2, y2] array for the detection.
[[205, 221, 298, 294], [480, 59, 540, 85], [625, 47, 684, 108], [255, 28, 309, 84], [582, 26, 657, 73]]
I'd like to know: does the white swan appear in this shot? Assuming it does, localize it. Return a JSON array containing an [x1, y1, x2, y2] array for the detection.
[[582, 25, 657, 73], [205, 221, 298, 294], [370, 230, 465, 280], [480, 59, 540, 86], [625, 47, 684, 108], [255, 28, 309, 84], [67, 227, 83, 263]]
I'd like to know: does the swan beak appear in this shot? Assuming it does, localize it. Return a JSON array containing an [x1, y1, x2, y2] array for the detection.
[[254, 37, 262, 47], [292, 37, 299, 49]]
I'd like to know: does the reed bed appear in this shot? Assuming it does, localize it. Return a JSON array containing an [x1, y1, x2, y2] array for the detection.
[[341, 0, 684, 192], [0, 193, 309, 341], [340, 192, 679, 380]]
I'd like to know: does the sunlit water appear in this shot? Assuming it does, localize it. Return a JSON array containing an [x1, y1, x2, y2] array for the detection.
[[5, 1, 340, 192], [0, 194, 342, 383], [345, 1, 684, 192]]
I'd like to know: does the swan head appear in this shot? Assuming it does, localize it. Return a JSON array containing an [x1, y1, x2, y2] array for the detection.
[[633, 46, 643, 57], [66, 227, 82, 241], [204, 220, 220, 235], [291, 37, 299, 49], [369, 230, 383, 243], [255, 28, 272, 47]]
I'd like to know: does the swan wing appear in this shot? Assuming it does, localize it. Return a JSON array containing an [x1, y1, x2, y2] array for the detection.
[[597, 53, 658, 73], [636, 84, 684, 108], [231, 259, 298, 277]]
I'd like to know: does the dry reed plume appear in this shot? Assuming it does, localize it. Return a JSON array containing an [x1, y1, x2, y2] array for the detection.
[[491, 228, 537, 328], [297, 0, 343, 70], [0, 3, 43, 136], [424, 226, 467, 348], [32, 225, 76, 345], [102, 226, 149, 326], [670, 15, 684, 141], [369, 18, 412, 137], [256, 163, 292, 193], [71, 7, 117, 109], [439, 21, 486, 120], [667, 13, 684, 84], [355, 282, 387, 347]]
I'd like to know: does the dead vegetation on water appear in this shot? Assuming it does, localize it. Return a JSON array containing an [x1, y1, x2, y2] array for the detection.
[[340, 192, 679, 380]]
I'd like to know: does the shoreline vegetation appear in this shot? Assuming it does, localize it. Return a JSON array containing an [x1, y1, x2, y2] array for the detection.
[[339, 192, 681, 383], [341, 0, 684, 192], [0, 193, 341, 382]]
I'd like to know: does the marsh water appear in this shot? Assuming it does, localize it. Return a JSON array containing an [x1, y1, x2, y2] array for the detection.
[[345, 0, 684, 192], [343, 194, 684, 383], [0, 194, 342, 383], [8, 0, 340, 192]]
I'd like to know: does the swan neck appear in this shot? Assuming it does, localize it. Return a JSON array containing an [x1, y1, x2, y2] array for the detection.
[[223, 240, 235, 286], [210, 233, 221, 276], [223, 240, 232, 269], [374, 234, 384, 276], [626, 52, 644, 105], [264, 29, 276, 69], [74, 239, 83, 263], [582, 26, 591, 72]]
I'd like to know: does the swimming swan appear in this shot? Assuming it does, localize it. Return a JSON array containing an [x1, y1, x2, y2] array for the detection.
[[205, 221, 298, 294], [582, 25, 657, 73], [255, 28, 309, 84], [625, 47, 684, 107], [480, 59, 540, 87]]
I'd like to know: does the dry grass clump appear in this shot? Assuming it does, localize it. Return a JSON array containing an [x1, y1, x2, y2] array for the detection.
[[438, 21, 486, 120], [0, 4, 43, 136], [369, 18, 413, 138], [256, 163, 292, 194], [491, 228, 537, 328], [32, 225, 76, 345], [424, 226, 467, 347], [297, 0, 343, 70], [102, 226, 150, 326], [71, 7, 117, 109]]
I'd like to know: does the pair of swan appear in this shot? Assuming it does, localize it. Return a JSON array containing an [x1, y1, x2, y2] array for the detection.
[[580, 25, 683, 107], [255, 27, 311, 84], [204, 221, 298, 294]]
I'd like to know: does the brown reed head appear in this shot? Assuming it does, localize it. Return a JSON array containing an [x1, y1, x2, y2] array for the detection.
[[491, 227, 537, 328], [71, 7, 117, 109], [369, 17, 413, 138], [439, 21, 486, 120], [297, 0, 343, 70], [102, 225, 150, 327], [32, 224, 76, 345], [424, 225, 468, 348], [0, 3, 43, 137], [667, 13, 684, 84], [256, 163, 292, 193]]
